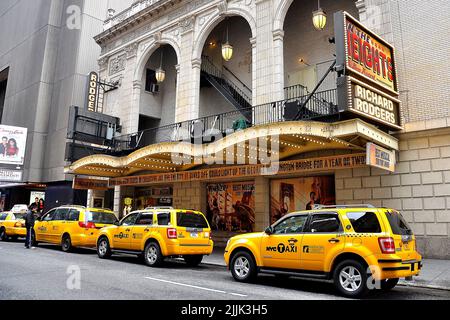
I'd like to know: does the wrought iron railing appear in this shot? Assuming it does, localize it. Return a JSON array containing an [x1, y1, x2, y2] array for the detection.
[[110, 88, 339, 153], [201, 55, 252, 106], [284, 84, 308, 100]]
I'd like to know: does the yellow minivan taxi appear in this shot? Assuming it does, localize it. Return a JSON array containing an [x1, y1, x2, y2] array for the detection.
[[224, 205, 422, 298], [32, 205, 118, 252], [0, 211, 27, 241], [96, 208, 213, 267]]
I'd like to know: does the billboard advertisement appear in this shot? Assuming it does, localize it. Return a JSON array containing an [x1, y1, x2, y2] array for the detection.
[[335, 11, 398, 95], [206, 182, 255, 233], [270, 176, 335, 224], [0, 125, 28, 165]]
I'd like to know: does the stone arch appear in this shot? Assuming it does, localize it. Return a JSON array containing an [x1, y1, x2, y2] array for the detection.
[[133, 36, 181, 83], [273, 0, 294, 31], [192, 6, 257, 61]]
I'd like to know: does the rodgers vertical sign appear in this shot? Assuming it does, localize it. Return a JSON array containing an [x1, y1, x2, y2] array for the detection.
[[86, 72, 98, 112]]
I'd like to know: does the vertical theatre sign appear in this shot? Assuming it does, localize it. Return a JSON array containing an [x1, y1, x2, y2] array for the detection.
[[86, 72, 99, 112], [334, 11, 402, 130]]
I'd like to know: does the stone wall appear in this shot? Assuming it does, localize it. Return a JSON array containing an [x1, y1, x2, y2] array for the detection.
[[336, 129, 450, 259]]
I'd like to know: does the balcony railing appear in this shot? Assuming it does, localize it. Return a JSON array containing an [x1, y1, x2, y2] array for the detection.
[[110, 88, 339, 154]]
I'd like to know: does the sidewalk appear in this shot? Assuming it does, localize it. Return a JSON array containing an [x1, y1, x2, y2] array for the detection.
[[203, 248, 450, 291]]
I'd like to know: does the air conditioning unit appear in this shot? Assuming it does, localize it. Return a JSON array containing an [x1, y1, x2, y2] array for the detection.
[[149, 83, 159, 93]]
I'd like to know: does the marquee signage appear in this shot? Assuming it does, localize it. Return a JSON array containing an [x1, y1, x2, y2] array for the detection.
[[73, 177, 109, 190], [338, 76, 401, 130], [366, 143, 396, 172], [86, 72, 99, 112], [334, 11, 398, 95], [109, 153, 368, 187]]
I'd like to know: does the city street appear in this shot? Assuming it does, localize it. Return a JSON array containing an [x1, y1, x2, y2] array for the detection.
[[0, 240, 448, 300]]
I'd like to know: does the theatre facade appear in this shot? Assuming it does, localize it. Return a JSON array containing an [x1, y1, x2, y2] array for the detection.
[[65, 0, 450, 257]]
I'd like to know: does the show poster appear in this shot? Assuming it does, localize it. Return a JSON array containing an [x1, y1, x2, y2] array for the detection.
[[0, 125, 28, 165], [270, 176, 335, 224], [206, 182, 255, 233]]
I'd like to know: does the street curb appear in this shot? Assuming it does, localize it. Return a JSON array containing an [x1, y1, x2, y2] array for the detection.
[[203, 261, 450, 292], [398, 282, 450, 291]]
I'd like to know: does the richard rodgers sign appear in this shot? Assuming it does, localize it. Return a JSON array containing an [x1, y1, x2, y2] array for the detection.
[[338, 76, 401, 130]]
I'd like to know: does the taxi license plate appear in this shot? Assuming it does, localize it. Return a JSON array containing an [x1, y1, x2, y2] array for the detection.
[[190, 232, 199, 238]]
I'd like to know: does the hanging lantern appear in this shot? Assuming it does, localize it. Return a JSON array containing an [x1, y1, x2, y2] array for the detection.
[[222, 19, 233, 61], [312, 0, 327, 31], [155, 68, 166, 83], [222, 42, 234, 61], [155, 49, 165, 83]]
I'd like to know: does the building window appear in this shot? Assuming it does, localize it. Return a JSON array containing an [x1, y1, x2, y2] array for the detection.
[[145, 69, 159, 93]]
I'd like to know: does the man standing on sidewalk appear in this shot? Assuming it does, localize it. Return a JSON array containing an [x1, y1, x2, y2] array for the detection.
[[24, 206, 36, 249]]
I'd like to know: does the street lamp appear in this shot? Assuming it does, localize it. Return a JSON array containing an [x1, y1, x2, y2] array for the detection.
[[222, 20, 233, 61], [155, 50, 166, 83], [312, 0, 327, 31]]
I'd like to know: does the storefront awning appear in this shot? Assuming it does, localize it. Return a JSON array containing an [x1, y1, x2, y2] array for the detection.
[[65, 118, 398, 178]]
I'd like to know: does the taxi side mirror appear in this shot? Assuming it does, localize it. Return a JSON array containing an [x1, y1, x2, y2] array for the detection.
[[114, 221, 120, 226], [265, 226, 274, 235]]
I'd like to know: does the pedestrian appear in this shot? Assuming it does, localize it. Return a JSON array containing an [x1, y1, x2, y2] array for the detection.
[[24, 206, 36, 249]]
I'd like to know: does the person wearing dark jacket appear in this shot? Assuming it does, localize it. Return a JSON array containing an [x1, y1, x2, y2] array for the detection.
[[24, 207, 36, 249]]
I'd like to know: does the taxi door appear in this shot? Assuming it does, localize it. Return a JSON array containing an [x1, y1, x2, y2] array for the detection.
[[300, 212, 346, 272], [47, 208, 69, 244], [35, 209, 56, 242], [131, 212, 154, 251], [111, 212, 138, 249], [260, 214, 308, 270]]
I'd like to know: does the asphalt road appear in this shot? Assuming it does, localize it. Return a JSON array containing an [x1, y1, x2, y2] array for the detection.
[[0, 240, 449, 300]]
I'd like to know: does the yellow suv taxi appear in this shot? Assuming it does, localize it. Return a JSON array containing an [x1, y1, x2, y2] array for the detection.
[[0, 211, 27, 241], [32, 206, 118, 252], [224, 205, 422, 298], [96, 207, 213, 267]]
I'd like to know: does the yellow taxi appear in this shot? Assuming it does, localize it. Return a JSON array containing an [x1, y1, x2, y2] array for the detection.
[[224, 205, 422, 298], [0, 211, 27, 241], [96, 207, 213, 267], [32, 205, 118, 252]]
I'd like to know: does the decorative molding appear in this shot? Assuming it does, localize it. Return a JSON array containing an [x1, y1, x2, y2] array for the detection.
[[178, 16, 196, 34], [153, 31, 163, 44], [272, 29, 284, 41], [217, 0, 228, 16], [109, 53, 127, 75], [98, 57, 109, 71], [191, 58, 201, 69], [125, 42, 139, 58], [111, 75, 124, 87]]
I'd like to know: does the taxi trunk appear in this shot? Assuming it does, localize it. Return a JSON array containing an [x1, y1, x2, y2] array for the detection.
[[172, 211, 212, 254]]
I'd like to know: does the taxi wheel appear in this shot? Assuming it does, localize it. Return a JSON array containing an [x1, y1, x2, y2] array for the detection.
[[380, 278, 399, 291], [61, 235, 72, 252], [333, 260, 369, 298], [230, 251, 257, 283], [97, 237, 112, 259], [184, 255, 203, 267], [0, 228, 7, 241], [144, 242, 163, 267]]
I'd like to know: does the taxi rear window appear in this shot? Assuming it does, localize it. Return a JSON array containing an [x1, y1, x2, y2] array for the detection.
[[176, 211, 208, 229], [85, 211, 118, 224], [346, 212, 381, 233], [384, 210, 412, 235]]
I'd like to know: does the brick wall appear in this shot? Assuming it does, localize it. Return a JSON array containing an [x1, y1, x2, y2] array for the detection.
[[336, 131, 450, 258], [358, 0, 450, 124]]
